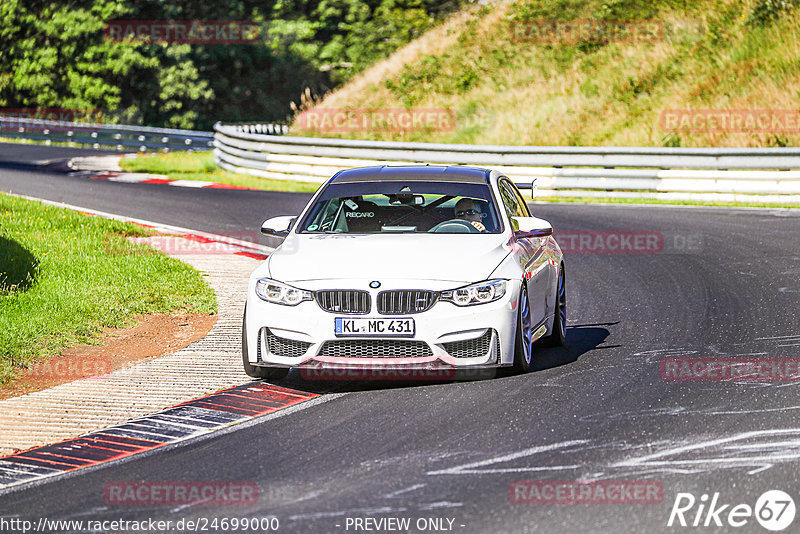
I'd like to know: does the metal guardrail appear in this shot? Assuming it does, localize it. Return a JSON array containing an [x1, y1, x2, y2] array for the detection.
[[0, 116, 214, 152], [0, 116, 245, 152], [213, 122, 800, 201]]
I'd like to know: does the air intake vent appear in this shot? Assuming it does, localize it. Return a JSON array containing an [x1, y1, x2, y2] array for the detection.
[[443, 329, 495, 359], [315, 290, 371, 314], [318, 339, 433, 358], [377, 290, 436, 315], [261, 328, 312, 358]]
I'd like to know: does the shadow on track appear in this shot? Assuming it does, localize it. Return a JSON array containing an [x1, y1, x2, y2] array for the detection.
[[532, 323, 615, 372], [270, 323, 616, 394]]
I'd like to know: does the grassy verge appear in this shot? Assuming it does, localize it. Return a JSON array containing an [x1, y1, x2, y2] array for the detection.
[[298, 0, 800, 148], [0, 137, 87, 149], [533, 196, 800, 209], [119, 151, 322, 193], [0, 193, 217, 385]]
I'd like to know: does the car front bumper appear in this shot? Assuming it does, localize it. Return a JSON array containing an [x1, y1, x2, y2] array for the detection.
[[244, 278, 522, 371]]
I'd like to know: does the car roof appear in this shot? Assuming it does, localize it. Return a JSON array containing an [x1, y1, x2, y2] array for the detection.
[[328, 165, 492, 185]]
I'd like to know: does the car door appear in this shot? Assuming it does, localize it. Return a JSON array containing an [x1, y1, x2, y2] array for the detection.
[[498, 178, 549, 324]]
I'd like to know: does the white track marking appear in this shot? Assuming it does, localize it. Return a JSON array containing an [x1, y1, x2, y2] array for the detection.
[[383, 484, 426, 498], [426, 440, 589, 475]]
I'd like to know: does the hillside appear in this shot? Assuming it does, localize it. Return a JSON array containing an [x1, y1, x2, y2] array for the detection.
[[291, 0, 800, 147]]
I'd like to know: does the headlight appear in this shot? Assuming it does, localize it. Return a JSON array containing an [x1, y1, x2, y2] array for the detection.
[[440, 280, 507, 306], [255, 278, 312, 306]]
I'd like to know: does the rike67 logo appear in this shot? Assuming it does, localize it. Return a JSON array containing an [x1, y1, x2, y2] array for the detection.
[[668, 490, 796, 531]]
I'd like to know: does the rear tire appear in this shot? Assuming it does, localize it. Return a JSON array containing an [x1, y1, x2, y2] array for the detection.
[[242, 310, 290, 380], [512, 283, 534, 374], [538, 263, 566, 347]]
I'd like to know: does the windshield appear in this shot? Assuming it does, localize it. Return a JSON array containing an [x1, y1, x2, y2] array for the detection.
[[298, 181, 503, 234]]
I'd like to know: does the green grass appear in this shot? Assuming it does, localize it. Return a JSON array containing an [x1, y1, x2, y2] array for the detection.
[[120, 151, 218, 175], [298, 0, 800, 148], [119, 151, 322, 193], [0, 193, 217, 385], [0, 137, 85, 149]]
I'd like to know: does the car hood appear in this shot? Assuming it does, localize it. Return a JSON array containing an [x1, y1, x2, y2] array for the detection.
[[268, 233, 511, 283]]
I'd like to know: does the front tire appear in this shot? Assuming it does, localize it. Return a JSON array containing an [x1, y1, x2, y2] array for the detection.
[[512, 283, 534, 374], [538, 263, 566, 347], [242, 309, 290, 380]]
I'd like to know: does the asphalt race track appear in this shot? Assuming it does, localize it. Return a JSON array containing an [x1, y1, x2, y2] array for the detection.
[[2, 147, 800, 532], [0, 144, 312, 241], [0, 142, 118, 167]]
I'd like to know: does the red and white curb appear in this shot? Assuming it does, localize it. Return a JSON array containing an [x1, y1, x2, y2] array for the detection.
[[88, 171, 259, 191], [0, 193, 324, 493], [0, 383, 319, 490], [68, 155, 260, 191]]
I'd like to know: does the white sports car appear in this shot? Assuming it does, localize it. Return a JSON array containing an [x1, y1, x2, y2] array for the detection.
[[242, 165, 565, 380]]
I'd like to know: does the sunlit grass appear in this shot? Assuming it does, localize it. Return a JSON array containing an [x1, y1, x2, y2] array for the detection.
[[534, 196, 800, 209], [120, 151, 322, 193], [0, 193, 217, 385], [294, 0, 800, 148]]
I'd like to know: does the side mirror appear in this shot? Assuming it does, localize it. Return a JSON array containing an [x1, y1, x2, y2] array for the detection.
[[261, 216, 296, 238], [512, 216, 553, 239]]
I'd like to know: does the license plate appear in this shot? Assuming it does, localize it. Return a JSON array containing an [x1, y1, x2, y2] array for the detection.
[[334, 317, 415, 337]]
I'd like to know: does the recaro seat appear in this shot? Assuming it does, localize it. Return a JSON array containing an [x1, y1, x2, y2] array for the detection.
[[342, 200, 381, 232]]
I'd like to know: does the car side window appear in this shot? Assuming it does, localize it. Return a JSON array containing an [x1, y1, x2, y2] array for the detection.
[[509, 182, 532, 217], [498, 179, 526, 230]]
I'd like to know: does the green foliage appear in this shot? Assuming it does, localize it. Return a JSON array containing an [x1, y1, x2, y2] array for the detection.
[[0, 0, 469, 129], [0, 0, 153, 113], [747, 0, 800, 26], [510, 0, 687, 21], [662, 132, 682, 147], [335, 0, 434, 79], [594, 0, 672, 20], [510, 0, 593, 20], [579, 78, 599, 97], [384, 55, 443, 105]]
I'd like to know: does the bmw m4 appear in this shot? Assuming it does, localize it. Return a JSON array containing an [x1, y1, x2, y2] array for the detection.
[[242, 165, 565, 380]]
